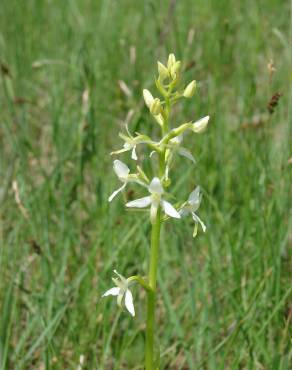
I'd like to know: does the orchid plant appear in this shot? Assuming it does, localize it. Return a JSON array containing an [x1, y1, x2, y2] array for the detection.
[[103, 53, 209, 369]]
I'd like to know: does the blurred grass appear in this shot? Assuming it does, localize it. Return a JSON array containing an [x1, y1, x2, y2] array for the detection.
[[0, 0, 291, 369]]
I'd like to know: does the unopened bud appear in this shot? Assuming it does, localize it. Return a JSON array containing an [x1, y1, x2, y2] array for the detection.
[[170, 61, 181, 79], [150, 98, 162, 115], [192, 116, 209, 133], [157, 61, 169, 80], [167, 53, 176, 69], [154, 113, 164, 126], [143, 89, 154, 108], [183, 80, 196, 98]]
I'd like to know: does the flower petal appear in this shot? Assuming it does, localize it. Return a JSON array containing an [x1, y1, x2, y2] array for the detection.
[[113, 160, 130, 180], [111, 147, 130, 156], [108, 183, 126, 202], [126, 196, 151, 208], [162, 200, 181, 219], [125, 289, 135, 317], [113, 270, 127, 283], [102, 287, 120, 297], [189, 186, 200, 202], [149, 150, 156, 158], [178, 147, 196, 163], [149, 177, 164, 195], [188, 186, 201, 210], [131, 146, 138, 160]]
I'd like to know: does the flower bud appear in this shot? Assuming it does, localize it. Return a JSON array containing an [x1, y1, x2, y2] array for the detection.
[[170, 61, 181, 79], [183, 80, 196, 98], [157, 61, 169, 80], [143, 89, 154, 108], [154, 113, 164, 126], [167, 53, 176, 69], [192, 116, 209, 133], [150, 98, 162, 115]]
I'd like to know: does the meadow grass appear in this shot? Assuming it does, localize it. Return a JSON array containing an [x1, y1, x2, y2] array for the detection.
[[0, 0, 291, 369]]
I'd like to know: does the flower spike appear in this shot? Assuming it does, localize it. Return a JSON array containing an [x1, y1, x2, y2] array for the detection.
[[106, 53, 209, 367]]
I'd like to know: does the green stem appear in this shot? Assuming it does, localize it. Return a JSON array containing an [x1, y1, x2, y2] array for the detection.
[[145, 208, 162, 370], [162, 97, 170, 136], [145, 83, 170, 370]]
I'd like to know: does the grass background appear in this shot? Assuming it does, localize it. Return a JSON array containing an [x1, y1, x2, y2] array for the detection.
[[0, 0, 291, 369]]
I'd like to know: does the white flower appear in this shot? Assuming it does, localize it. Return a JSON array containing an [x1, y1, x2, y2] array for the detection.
[[124, 141, 138, 160], [111, 138, 138, 160], [111, 126, 154, 161], [112, 135, 139, 160], [102, 270, 135, 317], [164, 135, 196, 179], [179, 186, 206, 236], [126, 177, 181, 223], [168, 135, 196, 163], [108, 160, 130, 202]]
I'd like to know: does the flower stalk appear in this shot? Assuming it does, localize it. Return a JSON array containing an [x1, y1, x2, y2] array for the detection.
[[146, 208, 162, 370]]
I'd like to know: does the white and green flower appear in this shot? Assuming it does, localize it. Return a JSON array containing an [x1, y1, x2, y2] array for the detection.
[[111, 125, 152, 161], [112, 138, 139, 160], [179, 186, 206, 236], [126, 177, 181, 223], [102, 270, 135, 317], [167, 134, 196, 162], [164, 135, 196, 179]]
